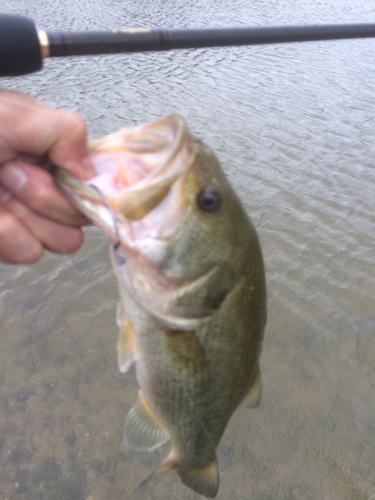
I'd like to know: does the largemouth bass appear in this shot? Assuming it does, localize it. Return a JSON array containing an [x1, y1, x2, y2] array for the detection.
[[54, 115, 267, 498]]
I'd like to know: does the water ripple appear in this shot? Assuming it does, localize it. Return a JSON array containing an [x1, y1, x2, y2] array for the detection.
[[1, 0, 375, 498]]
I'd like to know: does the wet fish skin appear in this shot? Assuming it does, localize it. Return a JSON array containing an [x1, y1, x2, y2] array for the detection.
[[54, 115, 266, 498]]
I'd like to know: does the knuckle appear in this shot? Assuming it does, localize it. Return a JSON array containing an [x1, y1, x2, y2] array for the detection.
[[63, 111, 87, 139], [0, 210, 15, 238], [31, 182, 54, 213], [14, 164, 60, 215], [0, 210, 43, 263]]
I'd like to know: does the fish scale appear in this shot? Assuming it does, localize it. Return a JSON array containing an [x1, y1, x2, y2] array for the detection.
[[54, 114, 266, 497]]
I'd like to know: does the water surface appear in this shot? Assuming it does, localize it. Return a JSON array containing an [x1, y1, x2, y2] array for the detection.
[[1, 1, 375, 499]]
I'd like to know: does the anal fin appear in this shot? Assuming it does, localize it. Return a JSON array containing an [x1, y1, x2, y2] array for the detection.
[[124, 391, 169, 451], [117, 316, 136, 373], [177, 456, 219, 498], [243, 367, 262, 408]]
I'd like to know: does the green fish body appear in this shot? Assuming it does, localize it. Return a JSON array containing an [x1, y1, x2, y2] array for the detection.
[[55, 115, 266, 497]]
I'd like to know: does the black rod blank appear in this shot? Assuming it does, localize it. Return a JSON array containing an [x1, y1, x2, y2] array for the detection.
[[1, 14, 375, 77], [47, 23, 375, 57]]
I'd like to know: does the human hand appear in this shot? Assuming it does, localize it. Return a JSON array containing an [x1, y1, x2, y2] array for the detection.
[[0, 89, 96, 264]]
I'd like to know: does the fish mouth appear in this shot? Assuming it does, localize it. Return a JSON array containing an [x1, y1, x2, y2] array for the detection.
[[54, 115, 194, 244]]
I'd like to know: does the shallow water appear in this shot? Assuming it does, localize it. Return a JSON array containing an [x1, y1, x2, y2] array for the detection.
[[1, 1, 375, 499]]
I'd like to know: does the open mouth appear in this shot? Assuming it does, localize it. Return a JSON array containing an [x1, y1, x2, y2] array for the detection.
[[54, 114, 194, 240]]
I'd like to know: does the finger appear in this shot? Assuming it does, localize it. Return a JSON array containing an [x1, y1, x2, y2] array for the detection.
[[47, 111, 95, 179], [0, 90, 96, 179], [0, 161, 89, 226], [0, 89, 48, 107], [0, 183, 11, 204], [0, 209, 43, 264], [3, 197, 84, 254]]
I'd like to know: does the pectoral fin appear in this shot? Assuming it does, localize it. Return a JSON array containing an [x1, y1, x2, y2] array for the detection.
[[163, 329, 207, 374], [243, 367, 262, 408], [116, 301, 126, 328], [117, 316, 136, 373], [124, 391, 169, 451]]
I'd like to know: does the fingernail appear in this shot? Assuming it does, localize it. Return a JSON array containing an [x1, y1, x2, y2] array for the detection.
[[0, 184, 12, 204], [0, 163, 28, 193]]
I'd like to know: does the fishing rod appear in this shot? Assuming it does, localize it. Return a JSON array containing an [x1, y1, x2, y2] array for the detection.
[[1, 14, 375, 77]]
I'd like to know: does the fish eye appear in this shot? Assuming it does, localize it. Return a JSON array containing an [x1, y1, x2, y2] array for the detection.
[[197, 188, 222, 213]]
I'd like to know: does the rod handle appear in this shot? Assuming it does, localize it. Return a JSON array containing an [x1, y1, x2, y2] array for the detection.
[[0, 14, 42, 77]]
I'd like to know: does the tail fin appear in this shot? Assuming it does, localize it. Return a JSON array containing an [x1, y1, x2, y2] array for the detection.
[[140, 455, 219, 498], [177, 456, 219, 498]]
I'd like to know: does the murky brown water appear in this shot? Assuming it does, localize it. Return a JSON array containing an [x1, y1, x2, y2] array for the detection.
[[1, 1, 375, 499]]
